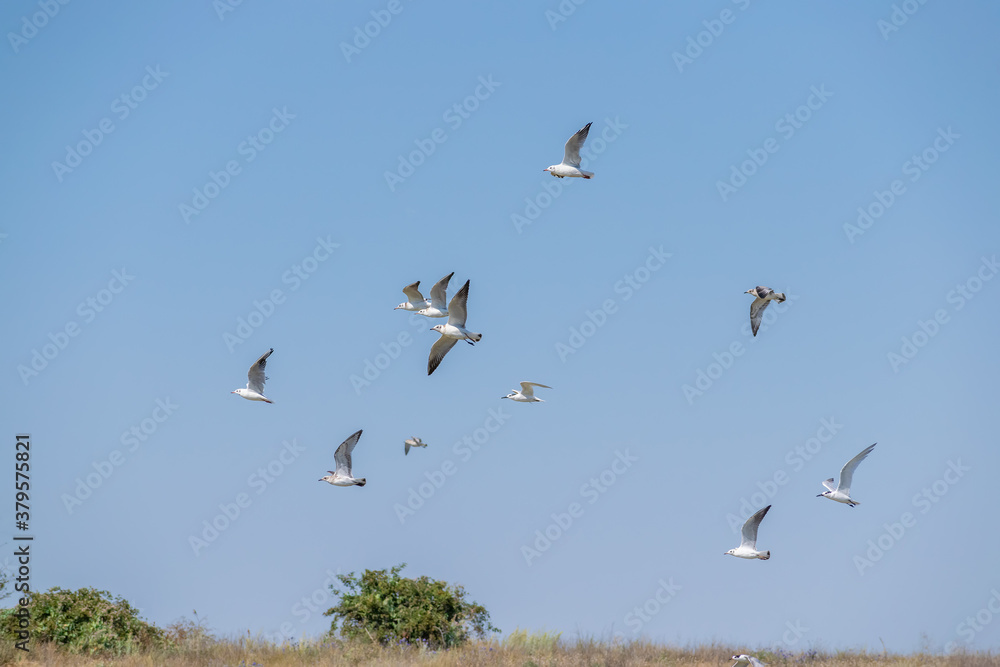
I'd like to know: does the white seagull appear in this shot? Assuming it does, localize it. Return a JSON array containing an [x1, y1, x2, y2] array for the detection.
[[395, 281, 430, 312], [231, 348, 274, 403], [428, 279, 482, 375], [319, 429, 366, 487], [818, 443, 877, 507], [745, 285, 786, 337], [501, 381, 551, 403], [417, 271, 454, 319], [404, 437, 427, 456], [544, 122, 594, 179], [725, 505, 771, 560], [731, 655, 767, 667]]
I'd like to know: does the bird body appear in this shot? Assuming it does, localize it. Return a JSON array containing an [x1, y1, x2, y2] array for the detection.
[[395, 281, 430, 312], [319, 430, 367, 487], [428, 280, 482, 375], [731, 655, 767, 667], [404, 437, 427, 455], [725, 505, 771, 560], [232, 348, 274, 403], [417, 272, 454, 319], [818, 443, 876, 507], [502, 381, 551, 403], [544, 122, 595, 179], [745, 285, 786, 337]]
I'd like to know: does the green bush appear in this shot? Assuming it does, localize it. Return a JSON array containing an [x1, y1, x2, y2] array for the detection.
[[0, 586, 165, 655], [323, 563, 499, 649]]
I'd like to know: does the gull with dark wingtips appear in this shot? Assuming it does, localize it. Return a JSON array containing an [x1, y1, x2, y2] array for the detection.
[[724, 505, 771, 560], [818, 443, 876, 507], [544, 122, 594, 179], [231, 348, 274, 403], [744, 285, 786, 337], [395, 281, 429, 312], [319, 429, 367, 487], [417, 272, 454, 319], [731, 655, 767, 667], [428, 280, 482, 375]]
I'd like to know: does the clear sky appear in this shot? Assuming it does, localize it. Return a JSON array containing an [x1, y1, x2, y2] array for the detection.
[[2, 0, 999, 655]]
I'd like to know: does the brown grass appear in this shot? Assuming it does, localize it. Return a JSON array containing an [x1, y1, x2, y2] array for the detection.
[[1, 637, 997, 667]]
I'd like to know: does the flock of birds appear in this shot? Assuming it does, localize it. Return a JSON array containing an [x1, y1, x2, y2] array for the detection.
[[225, 123, 879, 659]]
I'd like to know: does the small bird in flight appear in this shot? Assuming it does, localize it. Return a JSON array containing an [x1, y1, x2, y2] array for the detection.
[[232, 348, 274, 403], [731, 655, 767, 667], [744, 286, 786, 337], [501, 381, 552, 403], [404, 437, 427, 456], [428, 280, 482, 375], [725, 505, 771, 560], [319, 429, 367, 487], [818, 443, 877, 507], [544, 122, 594, 179], [417, 272, 454, 319], [395, 281, 430, 312]]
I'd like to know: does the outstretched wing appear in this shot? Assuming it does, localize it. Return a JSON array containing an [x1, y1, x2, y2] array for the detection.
[[749, 298, 770, 337], [247, 348, 273, 394], [821, 478, 837, 492], [447, 280, 470, 327], [404, 441, 411, 456], [838, 443, 876, 494], [740, 505, 771, 549], [428, 336, 459, 375], [334, 429, 363, 477], [562, 122, 592, 168], [429, 272, 454, 310], [519, 381, 551, 398], [402, 281, 425, 305]]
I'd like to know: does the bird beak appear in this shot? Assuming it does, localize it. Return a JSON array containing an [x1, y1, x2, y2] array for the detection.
[[231, 391, 236, 394], [816, 493, 823, 497], [500, 396, 507, 399]]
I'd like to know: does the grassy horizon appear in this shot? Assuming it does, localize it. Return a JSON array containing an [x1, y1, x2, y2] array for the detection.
[[2, 634, 998, 667]]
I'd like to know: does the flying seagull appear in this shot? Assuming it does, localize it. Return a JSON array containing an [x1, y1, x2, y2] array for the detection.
[[319, 429, 366, 487], [428, 279, 482, 375], [417, 271, 455, 319], [818, 443, 876, 507], [232, 348, 274, 403], [745, 285, 786, 337], [725, 505, 771, 560], [501, 381, 552, 403], [544, 122, 594, 179], [731, 655, 767, 667], [404, 437, 427, 456], [395, 281, 429, 312]]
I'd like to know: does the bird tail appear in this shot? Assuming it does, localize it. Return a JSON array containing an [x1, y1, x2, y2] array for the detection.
[[759, 551, 771, 560], [356, 478, 366, 487], [774, 292, 786, 302], [468, 332, 483, 342]]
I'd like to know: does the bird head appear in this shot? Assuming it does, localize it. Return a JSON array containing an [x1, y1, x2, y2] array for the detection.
[[394, 302, 408, 310], [431, 325, 445, 333], [724, 549, 736, 556], [231, 389, 243, 396], [745, 288, 756, 295]]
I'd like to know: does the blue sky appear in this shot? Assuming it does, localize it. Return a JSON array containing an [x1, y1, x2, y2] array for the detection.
[[2, 0, 999, 654]]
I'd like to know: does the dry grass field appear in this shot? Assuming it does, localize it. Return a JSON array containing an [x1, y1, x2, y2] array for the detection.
[[2, 636, 997, 667]]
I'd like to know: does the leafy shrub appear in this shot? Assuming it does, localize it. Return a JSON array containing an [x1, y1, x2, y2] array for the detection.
[[0, 586, 165, 655], [323, 563, 499, 649]]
